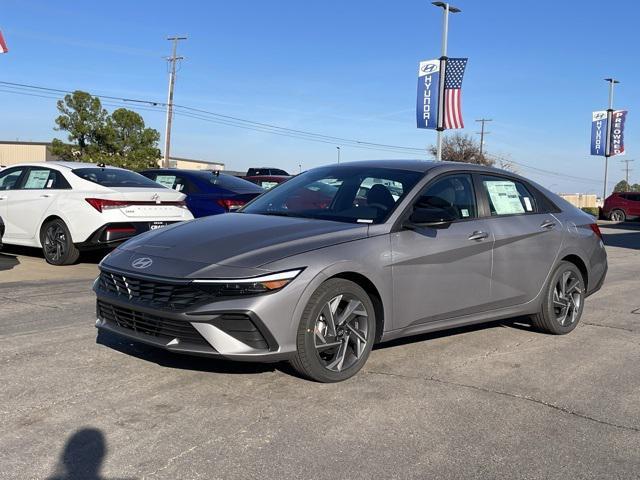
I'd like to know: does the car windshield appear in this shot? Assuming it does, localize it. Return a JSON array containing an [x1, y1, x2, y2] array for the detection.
[[241, 165, 423, 223], [73, 168, 162, 188]]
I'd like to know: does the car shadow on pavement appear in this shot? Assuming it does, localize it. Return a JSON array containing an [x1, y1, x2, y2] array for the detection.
[[0, 244, 110, 264], [46, 427, 136, 480], [373, 316, 537, 351], [0, 252, 20, 271], [96, 330, 278, 375], [602, 231, 640, 250]]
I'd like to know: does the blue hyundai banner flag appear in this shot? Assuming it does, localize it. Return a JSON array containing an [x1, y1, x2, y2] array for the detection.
[[609, 109, 628, 156], [590, 110, 607, 156], [416, 59, 440, 129]]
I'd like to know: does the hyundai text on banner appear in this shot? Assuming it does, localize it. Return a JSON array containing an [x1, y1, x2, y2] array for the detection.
[[416, 59, 440, 130], [609, 110, 627, 156], [590, 111, 607, 156]]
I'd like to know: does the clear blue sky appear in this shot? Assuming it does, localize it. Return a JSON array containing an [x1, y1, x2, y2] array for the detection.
[[1, 0, 638, 193]]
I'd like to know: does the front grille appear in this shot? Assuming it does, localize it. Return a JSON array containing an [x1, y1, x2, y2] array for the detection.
[[97, 300, 208, 346], [98, 271, 210, 310]]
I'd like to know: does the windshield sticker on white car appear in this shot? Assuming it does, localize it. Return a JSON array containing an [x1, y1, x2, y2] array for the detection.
[[357, 219, 374, 224], [484, 181, 525, 215], [461, 209, 469, 217], [24, 169, 50, 189], [155, 175, 176, 189]]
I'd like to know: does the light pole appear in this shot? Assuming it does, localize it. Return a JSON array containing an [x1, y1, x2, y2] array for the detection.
[[432, 2, 461, 161], [603, 77, 619, 200], [336, 146, 341, 164]]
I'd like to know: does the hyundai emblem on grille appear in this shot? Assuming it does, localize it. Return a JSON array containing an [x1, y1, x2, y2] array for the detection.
[[131, 257, 153, 269]]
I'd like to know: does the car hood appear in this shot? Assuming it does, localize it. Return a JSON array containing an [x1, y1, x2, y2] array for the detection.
[[110, 213, 369, 276]]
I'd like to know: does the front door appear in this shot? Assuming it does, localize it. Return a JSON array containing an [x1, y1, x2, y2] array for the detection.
[[391, 173, 494, 329]]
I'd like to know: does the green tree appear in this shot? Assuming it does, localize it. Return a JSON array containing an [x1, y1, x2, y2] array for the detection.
[[102, 108, 161, 170], [613, 180, 630, 192], [429, 132, 494, 166], [51, 91, 108, 160], [51, 91, 161, 170]]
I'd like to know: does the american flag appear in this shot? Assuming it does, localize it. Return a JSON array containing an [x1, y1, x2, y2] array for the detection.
[[0, 30, 8, 54], [443, 58, 467, 129]]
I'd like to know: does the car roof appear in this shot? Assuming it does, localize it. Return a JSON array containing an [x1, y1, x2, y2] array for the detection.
[[46, 161, 125, 170], [325, 159, 517, 175]]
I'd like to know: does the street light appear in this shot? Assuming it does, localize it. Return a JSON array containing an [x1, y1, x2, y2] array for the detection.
[[336, 146, 341, 164], [601, 77, 620, 200], [431, 2, 462, 161]]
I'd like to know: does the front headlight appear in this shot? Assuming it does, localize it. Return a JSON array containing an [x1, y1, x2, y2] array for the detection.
[[191, 269, 303, 297]]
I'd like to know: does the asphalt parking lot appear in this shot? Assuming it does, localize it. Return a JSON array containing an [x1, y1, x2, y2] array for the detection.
[[0, 225, 638, 479]]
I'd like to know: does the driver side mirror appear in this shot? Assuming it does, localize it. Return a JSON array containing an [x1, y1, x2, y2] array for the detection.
[[404, 206, 456, 229]]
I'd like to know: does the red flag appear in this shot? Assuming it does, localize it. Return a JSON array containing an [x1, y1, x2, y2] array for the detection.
[[0, 31, 8, 54]]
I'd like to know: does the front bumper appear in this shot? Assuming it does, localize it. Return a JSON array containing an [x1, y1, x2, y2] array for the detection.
[[93, 270, 299, 362]]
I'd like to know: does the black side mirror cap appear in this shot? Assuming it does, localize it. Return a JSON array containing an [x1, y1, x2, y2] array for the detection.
[[404, 206, 456, 229]]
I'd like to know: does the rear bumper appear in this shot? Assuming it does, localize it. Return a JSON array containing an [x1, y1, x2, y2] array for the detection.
[[77, 221, 180, 250]]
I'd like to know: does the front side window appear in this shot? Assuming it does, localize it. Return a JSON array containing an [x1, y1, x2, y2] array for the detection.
[[241, 166, 422, 224], [480, 175, 536, 216], [415, 174, 477, 220], [0, 168, 25, 190], [73, 168, 161, 188]]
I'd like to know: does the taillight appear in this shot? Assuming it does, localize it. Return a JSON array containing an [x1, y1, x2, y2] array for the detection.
[[589, 223, 603, 240], [85, 198, 187, 212], [217, 198, 246, 211], [85, 198, 129, 212]]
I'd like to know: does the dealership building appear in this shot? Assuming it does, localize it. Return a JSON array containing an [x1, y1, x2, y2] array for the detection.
[[0, 140, 224, 171]]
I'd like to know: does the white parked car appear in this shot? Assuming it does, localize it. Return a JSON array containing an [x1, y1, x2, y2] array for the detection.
[[0, 162, 194, 265]]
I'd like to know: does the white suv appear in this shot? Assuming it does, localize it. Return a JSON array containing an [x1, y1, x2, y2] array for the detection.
[[0, 161, 193, 265]]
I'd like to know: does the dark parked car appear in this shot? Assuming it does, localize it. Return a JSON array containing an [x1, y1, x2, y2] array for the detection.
[[141, 169, 264, 218], [95, 161, 607, 382], [243, 175, 291, 190], [246, 167, 289, 176], [602, 192, 640, 222]]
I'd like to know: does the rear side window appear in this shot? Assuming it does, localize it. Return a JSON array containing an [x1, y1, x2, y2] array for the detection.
[[198, 172, 263, 193], [480, 175, 536, 216], [627, 193, 640, 202], [73, 168, 160, 188], [22, 168, 71, 190], [145, 173, 196, 194]]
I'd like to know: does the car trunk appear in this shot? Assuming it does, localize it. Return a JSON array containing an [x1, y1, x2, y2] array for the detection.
[[96, 188, 187, 218]]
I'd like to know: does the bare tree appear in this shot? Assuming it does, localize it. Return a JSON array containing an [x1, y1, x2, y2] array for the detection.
[[428, 133, 494, 166]]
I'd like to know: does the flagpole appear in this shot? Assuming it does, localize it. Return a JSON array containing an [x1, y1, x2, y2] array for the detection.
[[432, 2, 461, 161], [603, 78, 619, 200]]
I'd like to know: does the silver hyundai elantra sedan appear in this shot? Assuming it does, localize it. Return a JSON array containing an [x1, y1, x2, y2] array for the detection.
[[94, 161, 607, 382]]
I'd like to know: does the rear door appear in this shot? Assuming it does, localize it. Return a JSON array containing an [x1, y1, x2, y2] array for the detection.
[[6, 167, 70, 240], [477, 174, 563, 308], [626, 193, 640, 217]]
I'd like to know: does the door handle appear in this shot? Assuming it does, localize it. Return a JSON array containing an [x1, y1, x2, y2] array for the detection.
[[468, 231, 489, 241], [540, 220, 556, 229]]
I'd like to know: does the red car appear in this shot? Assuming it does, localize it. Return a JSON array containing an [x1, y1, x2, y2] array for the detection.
[[602, 192, 640, 222]]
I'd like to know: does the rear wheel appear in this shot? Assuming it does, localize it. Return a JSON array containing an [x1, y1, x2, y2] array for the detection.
[[290, 278, 376, 382], [41, 219, 80, 266], [531, 261, 585, 335], [609, 209, 626, 222]]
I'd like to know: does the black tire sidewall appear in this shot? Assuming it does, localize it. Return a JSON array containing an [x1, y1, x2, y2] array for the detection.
[[541, 262, 585, 334], [295, 278, 376, 383], [41, 219, 76, 266], [611, 209, 626, 222]]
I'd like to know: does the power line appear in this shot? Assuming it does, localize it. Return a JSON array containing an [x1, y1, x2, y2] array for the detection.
[[620, 159, 635, 188], [475, 118, 492, 156], [163, 36, 187, 168]]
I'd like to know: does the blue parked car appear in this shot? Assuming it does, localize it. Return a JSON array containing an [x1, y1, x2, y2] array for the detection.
[[140, 169, 264, 218]]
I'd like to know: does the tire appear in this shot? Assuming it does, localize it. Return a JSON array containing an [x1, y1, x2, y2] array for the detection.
[[40, 219, 80, 266], [531, 261, 585, 335], [290, 278, 376, 382], [609, 209, 626, 223]]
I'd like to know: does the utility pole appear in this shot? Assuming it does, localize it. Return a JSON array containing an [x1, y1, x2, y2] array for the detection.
[[336, 146, 341, 164], [163, 36, 187, 168], [602, 77, 619, 200], [475, 118, 492, 156], [432, 2, 461, 161], [620, 159, 634, 190]]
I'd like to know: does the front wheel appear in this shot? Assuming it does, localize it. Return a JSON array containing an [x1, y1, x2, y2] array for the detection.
[[531, 261, 585, 335], [290, 278, 376, 382], [41, 219, 80, 266]]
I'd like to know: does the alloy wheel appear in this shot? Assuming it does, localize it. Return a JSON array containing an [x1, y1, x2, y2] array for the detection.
[[610, 210, 625, 222], [43, 224, 67, 263], [552, 270, 583, 327], [313, 294, 370, 372]]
